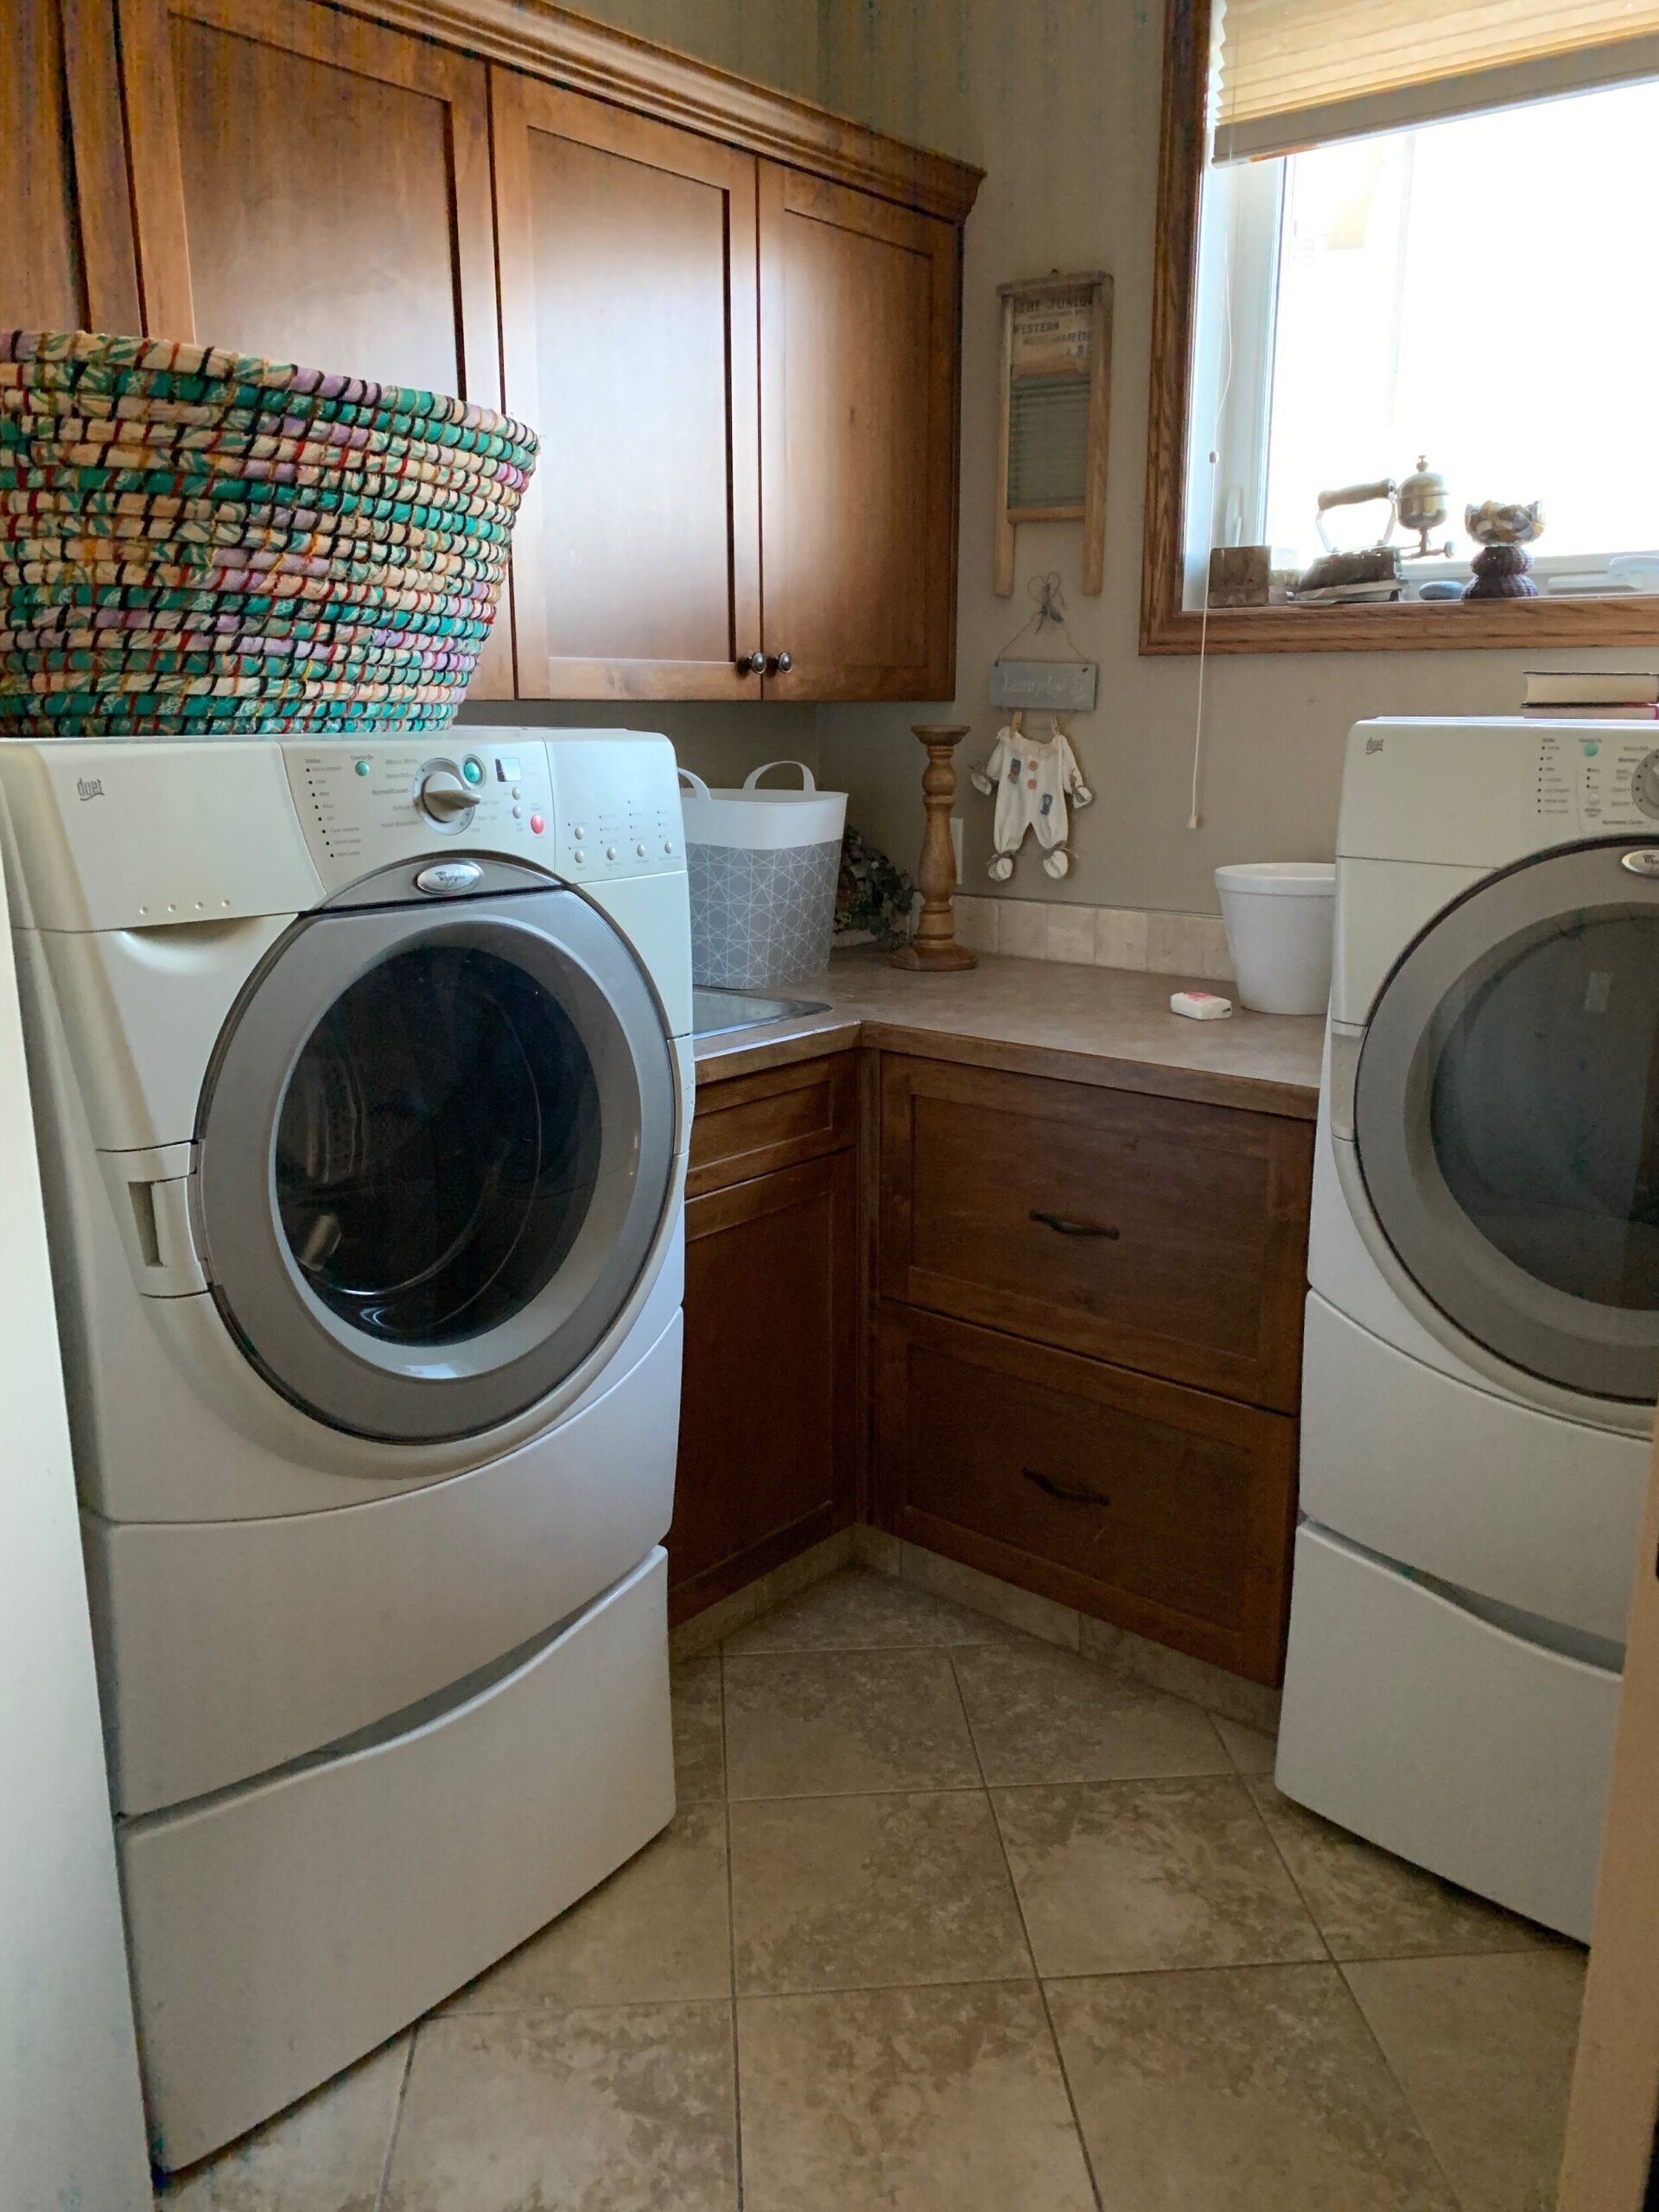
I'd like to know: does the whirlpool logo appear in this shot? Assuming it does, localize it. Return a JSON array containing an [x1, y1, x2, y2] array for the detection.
[[76, 776, 105, 802]]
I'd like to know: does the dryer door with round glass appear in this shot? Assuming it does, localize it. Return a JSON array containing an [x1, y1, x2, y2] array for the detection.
[[1354, 840, 1659, 1403], [195, 886, 677, 1441]]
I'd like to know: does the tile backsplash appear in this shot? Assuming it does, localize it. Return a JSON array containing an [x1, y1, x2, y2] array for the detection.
[[953, 898, 1234, 982]]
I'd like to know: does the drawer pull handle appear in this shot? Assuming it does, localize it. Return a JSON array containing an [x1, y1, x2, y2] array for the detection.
[[1029, 1210, 1120, 1239], [1023, 1466, 1111, 1510]]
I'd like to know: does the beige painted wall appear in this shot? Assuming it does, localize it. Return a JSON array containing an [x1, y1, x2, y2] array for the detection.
[[569, 0, 820, 103], [813, 0, 1656, 914]]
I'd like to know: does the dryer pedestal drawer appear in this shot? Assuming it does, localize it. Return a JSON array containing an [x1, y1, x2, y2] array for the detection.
[[1277, 1524, 1620, 1941], [121, 1548, 674, 2172], [93, 1306, 683, 1815]]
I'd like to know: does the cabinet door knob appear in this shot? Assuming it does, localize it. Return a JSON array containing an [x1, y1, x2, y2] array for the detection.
[[767, 650, 794, 675], [738, 649, 766, 675], [1029, 1210, 1120, 1239]]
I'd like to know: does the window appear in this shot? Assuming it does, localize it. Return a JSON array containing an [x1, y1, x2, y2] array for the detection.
[[1208, 83, 1659, 595], [1141, 0, 1659, 652]]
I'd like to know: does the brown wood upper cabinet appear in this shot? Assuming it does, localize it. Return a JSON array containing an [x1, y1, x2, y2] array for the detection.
[[4, 0, 137, 334], [492, 78, 761, 702], [758, 172, 959, 702], [113, 0, 513, 692], [7, 0, 977, 704], [496, 114, 962, 702]]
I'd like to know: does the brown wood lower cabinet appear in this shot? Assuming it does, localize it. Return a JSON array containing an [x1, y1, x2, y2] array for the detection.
[[668, 1119, 858, 1625], [876, 1302, 1298, 1683]]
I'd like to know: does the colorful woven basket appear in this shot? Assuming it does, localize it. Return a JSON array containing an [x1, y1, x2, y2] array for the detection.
[[0, 331, 537, 737]]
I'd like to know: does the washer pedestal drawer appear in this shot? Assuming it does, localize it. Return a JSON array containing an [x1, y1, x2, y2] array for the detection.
[[1277, 1523, 1620, 1941], [122, 1548, 674, 2173]]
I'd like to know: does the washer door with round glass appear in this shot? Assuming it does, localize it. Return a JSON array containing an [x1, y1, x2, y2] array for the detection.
[[196, 887, 677, 1442], [1355, 840, 1659, 1403]]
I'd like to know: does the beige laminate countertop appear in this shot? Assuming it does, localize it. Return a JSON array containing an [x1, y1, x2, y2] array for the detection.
[[692, 946, 1325, 1117]]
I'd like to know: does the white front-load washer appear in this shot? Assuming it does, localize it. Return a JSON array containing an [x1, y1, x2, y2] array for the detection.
[[0, 729, 693, 2167], [1278, 717, 1659, 1940]]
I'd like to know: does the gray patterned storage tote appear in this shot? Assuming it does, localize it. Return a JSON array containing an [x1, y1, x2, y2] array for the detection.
[[678, 762, 848, 989]]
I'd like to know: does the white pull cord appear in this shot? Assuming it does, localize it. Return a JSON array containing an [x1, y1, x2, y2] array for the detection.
[[1188, 197, 1236, 833]]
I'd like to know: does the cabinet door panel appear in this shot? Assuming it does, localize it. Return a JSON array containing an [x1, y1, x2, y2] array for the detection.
[[758, 167, 957, 701], [117, 0, 508, 687], [3, 0, 139, 332], [670, 1150, 857, 1622], [494, 75, 761, 700]]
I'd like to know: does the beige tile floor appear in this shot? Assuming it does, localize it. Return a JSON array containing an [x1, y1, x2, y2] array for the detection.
[[156, 1567, 1586, 2212]]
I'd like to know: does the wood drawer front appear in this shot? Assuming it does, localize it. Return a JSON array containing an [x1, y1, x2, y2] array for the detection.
[[689, 1051, 857, 1197], [878, 1306, 1296, 1683], [880, 1056, 1312, 1410]]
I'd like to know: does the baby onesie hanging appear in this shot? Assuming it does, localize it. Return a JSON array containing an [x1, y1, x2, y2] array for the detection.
[[971, 716, 1093, 880]]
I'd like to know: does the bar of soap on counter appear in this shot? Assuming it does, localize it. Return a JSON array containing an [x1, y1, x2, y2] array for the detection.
[[1169, 988, 1233, 1020]]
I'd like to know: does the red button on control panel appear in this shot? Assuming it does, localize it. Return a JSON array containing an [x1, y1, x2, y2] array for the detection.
[[529, 812, 545, 835]]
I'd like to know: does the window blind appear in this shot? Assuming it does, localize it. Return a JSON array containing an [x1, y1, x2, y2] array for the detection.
[[1212, 0, 1659, 162]]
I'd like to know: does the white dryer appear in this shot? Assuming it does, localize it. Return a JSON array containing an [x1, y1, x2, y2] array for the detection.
[[1278, 716, 1659, 1941], [0, 730, 693, 2166]]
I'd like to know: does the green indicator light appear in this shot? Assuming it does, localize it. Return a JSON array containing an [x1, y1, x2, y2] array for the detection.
[[463, 757, 484, 785], [1583, 741, 1600, 757], [353, 758, 372, 777]]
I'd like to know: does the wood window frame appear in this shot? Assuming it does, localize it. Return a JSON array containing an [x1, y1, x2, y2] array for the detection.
[[1140, 0, 1659, 656]]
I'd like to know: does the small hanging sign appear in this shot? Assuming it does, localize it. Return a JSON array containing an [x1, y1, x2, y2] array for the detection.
[[990, 573, 1097, 713], [990, 658, 1098, 712], [995, 269, 1112, 597]]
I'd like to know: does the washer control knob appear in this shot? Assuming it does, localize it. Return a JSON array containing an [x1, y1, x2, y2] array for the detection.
[[417, 767, 476, 824], [1635, 749, 1659, 819]]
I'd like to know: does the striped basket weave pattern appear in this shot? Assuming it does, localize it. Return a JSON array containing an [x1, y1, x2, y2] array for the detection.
[[0, 330, 538, 737]]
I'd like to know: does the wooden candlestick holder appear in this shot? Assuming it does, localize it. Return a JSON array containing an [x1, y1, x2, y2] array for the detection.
[[890, 722, 977, 972]]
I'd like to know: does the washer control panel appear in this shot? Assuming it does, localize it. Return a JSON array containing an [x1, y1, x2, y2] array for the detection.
[[543, 738, 682, 887], [1536, 730, 1659, 832], [284, 739, 557, 892], [283, 731, 684, 897]]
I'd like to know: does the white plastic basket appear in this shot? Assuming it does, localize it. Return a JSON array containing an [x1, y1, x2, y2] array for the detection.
[[677, 761, 849, 988]]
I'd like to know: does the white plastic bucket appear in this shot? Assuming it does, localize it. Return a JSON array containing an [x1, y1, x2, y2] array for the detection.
[[677, 761, 848, 988], [1215, 861, 1336, 1015]]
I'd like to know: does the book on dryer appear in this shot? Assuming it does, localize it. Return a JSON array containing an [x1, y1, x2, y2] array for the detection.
[[1523, 670, 1659, 710]]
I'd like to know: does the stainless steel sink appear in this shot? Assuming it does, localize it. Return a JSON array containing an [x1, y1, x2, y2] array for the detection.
[[691, 985, 831, 1038]]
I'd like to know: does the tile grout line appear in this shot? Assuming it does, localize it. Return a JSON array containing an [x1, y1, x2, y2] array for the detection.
[[1330, 1957, 1474, 2212], [947, 1648, 1107, 2212], [1239, 1783, 1470, 2211], [717, 1637, 746, 2212], [371, 2031, 417, 2212], [1234, 1773, 1336, 1969]]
